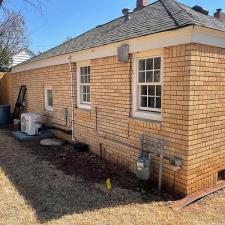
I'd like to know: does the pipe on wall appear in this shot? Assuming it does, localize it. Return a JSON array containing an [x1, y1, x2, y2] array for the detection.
[[69, 55, 75, 141]]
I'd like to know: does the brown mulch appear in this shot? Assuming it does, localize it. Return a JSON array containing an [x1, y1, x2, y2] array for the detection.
[[24, 139, 174, 201]]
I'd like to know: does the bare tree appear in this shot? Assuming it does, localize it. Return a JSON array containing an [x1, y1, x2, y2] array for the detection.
[[0, 0, 42, 12], [0, 10, 28, 68], [0, 0, 43, 68]]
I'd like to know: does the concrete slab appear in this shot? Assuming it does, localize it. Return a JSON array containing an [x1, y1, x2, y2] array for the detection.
[[12, 130, 53, 142]]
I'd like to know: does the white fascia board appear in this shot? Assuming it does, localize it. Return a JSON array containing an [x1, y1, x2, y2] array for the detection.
[[12, 26, 194, 73], [11, 26, 225, 74], [191, 26, 225, 48]]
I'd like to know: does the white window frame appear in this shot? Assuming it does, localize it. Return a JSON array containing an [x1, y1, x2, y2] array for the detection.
[[77, 61, 91, 110], [132, 50, 163, 121], [44, 86, 53, 112]]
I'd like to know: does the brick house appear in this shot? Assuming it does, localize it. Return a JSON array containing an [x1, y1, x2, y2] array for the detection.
[[11, 0, 225, 195]]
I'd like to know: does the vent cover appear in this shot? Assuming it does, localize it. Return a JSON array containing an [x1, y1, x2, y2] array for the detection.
[[192, 5, 209, 15], [117, 44, 129, 62]]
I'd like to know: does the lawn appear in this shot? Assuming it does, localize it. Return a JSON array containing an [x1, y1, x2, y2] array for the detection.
[[0, 129, 224, 225]]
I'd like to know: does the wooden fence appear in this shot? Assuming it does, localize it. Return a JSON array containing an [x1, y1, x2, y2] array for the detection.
[[0, 72, 13, 109]]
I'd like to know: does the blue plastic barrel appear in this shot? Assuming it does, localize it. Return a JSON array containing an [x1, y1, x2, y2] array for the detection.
[[0, 105, 11, 125]]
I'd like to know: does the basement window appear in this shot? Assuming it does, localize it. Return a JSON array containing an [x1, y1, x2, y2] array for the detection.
[[218, 170, 225, 181], [44, 86, 53, 111], [77, 64, 91, 110]]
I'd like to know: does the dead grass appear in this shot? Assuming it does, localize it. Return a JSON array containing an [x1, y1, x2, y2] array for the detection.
[[0, 129, 224, 225]]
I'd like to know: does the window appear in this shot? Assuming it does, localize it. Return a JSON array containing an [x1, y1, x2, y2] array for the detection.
[[138, 57, 162, 112], [44, 86, 53, 111], [132, 53, 162, 121], [77, 64, 91, 110]]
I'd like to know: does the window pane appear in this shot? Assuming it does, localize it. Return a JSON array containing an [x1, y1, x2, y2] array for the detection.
[[148, 86, 155, 96], [86, 94, 90, 103], [85, 75, 87, 83], [154, 57, 161, 69], [146, 58, 153, 70], [141, 86, 147, 95], [148, 97, 155, 108], [82, 85, 87, 94], [86, 75, 90, 83], [156, 97, 161, 109], [47, 90, 53, 107], [156, 86, 161, 96], [139, 59, 145, 71], [146, 71, 153, 82], [84, 67, 88, 74], [82, 94, 87, 102], [139, 72, 145, 83], [154, 70, 160, 82], [81, 76, 85, 83], [80, 67, 85, 75], [141, 96, 147, 107], [86, 85, 90, 94]]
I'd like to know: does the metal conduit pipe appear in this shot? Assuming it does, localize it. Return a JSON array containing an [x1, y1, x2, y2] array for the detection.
[[158, 142, 164, 191], [69, 55, 75, 141]]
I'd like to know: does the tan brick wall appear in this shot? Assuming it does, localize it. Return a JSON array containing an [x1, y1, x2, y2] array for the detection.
[[12, 64, 73, 129], [12, 43, 225, 196], [74, 46, 191, 195], [185, 44, 225, 194]]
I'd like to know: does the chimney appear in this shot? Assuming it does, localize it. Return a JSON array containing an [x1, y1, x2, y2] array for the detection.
[[136, 0, 149, 11], [122, 8, 131, 21], [214, 8, 225, 21]]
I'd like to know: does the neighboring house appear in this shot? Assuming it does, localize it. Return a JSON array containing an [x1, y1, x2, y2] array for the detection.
[[11, 0, 225, 196], [11, 49, 36, 67]]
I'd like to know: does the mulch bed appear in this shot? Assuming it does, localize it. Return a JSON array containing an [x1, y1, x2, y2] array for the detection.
[[20, 138, 176, 201]]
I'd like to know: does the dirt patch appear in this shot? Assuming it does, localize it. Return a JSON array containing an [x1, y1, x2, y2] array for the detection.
[[24, 139, 174, 201], [0, 129, 225, 225]]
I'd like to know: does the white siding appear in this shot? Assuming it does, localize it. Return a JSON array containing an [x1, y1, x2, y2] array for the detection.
[[12, 50, 35, 67]]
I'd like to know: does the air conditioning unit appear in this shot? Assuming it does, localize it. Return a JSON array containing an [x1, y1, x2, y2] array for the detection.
[[21, 113, 42, 136]]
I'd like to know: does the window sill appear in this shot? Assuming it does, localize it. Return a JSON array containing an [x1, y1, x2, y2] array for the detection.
[[132, 110, 162, 122], [77, 103, 91, 110], [45, 106, 53, 112], [75, 107, 91, 113]]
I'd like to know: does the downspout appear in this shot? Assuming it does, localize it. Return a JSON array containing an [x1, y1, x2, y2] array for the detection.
[[69, 55, 75, 141]]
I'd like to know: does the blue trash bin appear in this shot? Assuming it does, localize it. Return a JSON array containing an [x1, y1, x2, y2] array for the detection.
[[0, 105, 11, 125]]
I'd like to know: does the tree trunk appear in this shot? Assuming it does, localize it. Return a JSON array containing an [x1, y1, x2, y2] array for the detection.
[[0, 0, 3, 7]]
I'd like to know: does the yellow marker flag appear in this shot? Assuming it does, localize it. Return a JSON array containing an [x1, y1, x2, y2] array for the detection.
[[106, 178, 112, 190]]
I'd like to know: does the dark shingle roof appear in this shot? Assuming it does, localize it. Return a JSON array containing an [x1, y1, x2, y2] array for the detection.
[[18, 0, 225, 65]]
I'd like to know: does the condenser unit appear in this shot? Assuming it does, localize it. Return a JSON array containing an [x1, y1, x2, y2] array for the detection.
[[21, 113, 42, 136]]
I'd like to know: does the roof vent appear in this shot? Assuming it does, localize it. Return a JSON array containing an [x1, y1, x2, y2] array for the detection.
[[192, 5, 209, 15], [122, 8, 131, 21]]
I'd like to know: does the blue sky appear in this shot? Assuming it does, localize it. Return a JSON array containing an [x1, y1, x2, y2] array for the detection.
[[5, 0, 225, 54]]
